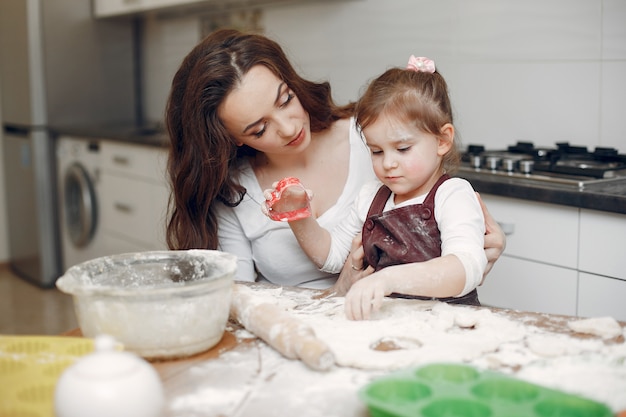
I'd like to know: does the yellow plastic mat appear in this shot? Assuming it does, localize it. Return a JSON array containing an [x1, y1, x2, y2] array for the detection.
[[0, 335, 95, 417]]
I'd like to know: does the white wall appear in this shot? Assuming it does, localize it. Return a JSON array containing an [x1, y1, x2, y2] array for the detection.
[[141, 14, 202, 126], [142, 0, 626, 152], [0, 0, 622, 262]]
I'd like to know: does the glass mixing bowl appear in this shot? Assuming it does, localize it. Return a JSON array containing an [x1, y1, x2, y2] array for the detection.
[[56, 250, 237, 360]]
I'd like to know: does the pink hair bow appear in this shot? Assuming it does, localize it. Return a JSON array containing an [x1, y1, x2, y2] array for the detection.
[[406, 55, 436, 73]]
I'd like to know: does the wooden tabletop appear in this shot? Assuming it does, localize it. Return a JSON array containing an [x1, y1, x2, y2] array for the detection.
[[63, 284, 626, 417]]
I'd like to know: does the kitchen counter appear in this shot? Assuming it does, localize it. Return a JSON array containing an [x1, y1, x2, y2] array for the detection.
[[65, 282, 626, 416], [457, 170, 626, 215], [51, 124, 169, 147]]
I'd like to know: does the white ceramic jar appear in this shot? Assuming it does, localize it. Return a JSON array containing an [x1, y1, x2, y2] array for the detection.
[[54, 335, 164, 417]]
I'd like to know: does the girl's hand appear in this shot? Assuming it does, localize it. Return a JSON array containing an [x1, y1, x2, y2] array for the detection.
[[261, 177, 313, 221], [344, 274, 387, 320], [476, 192, 506, 282]]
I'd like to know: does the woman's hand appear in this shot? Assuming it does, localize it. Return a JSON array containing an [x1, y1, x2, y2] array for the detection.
[[316, 233, 374, 298], [476, 193, 506, 282]]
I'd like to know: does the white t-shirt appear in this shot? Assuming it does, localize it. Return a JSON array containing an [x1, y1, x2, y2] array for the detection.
[[321, 177, 488, 297], [216, 118, 375, 289]]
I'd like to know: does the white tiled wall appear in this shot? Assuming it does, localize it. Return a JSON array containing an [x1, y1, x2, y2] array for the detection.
[[142, 14, 202, 124], [142, 0, 626, 151]]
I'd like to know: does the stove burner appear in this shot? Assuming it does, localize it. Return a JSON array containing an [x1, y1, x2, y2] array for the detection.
[[460, 141, 626, 189]]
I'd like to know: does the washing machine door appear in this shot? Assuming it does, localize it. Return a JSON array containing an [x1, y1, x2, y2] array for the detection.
[[64, 163, 97, 248]]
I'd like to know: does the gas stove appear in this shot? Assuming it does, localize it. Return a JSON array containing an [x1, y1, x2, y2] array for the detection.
[[458, 141, 626, 190]]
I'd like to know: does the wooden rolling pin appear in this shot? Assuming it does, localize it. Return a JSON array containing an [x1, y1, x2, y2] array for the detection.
[[230, 284, 335, 371]]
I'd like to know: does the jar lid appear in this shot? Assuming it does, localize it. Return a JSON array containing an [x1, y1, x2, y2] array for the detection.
[[69, 335, 144, 379]]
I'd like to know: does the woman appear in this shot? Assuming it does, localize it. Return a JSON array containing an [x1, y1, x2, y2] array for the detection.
[[165, 29, 505, 290]]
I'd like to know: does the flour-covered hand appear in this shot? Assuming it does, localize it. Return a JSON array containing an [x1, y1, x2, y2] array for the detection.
[[344, 275, 387, 320]]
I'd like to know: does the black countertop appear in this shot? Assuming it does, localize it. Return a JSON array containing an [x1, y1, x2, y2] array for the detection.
[[457, 170, 626, 215], [51, 124, 169, 148]]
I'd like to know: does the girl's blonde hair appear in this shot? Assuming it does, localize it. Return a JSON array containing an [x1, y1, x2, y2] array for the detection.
[[355, 67, 461, 174]]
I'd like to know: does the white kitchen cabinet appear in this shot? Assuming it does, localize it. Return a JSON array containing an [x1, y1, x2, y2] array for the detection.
[[100, 139, 167, 182], [93, 0, 333, 17], [577, 209, 626, 321], [479, 256, 578, 316], [94, 0, 144, 17], [578, 209, 626, 281], [477, 195, 579, 315], [99, 140, 169, 252], [578, 273, 626, 321], [479, 194, 626, 319], [479, 195, 579, 269], [94, 0, 207, 18]]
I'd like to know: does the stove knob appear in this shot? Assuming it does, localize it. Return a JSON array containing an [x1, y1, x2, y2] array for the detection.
[[471, 155, 482, 169], [502, 158, 515, 173], [520, 160, 534, 174], [486, 156, 501, 171]]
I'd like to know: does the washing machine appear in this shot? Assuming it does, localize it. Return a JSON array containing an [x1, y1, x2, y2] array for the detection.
[[57, 136, 106, 271]]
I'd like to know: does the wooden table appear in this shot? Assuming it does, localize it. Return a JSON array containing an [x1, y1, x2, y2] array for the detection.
[[65, 283, 626, 417]]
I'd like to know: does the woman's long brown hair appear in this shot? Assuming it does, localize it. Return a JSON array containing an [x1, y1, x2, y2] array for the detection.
[[165, 29, 353, 250]]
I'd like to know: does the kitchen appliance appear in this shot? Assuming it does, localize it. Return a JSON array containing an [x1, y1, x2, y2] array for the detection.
[[56, 137, 106, 271], [0, 0, 136, 286], [458, 141, 626, 190]]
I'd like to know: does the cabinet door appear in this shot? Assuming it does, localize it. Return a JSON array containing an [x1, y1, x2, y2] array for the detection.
[[101, 141, 167, 185], [100, 233, 159, 255], [151, 182, 171, 248], [100, 175, 167, 248], [578, 272, 626, 321], [94, 0, 209, 17], [479, 256, 578, 316], [579, 209, 626, 280], [99, 140, 169, 250], [149, 0, 208, 8], [94, 0, 148, 17], [480, 195, 578, 269]]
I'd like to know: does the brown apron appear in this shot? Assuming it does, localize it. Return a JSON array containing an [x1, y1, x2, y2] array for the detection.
[[361, 174, 480, 306]]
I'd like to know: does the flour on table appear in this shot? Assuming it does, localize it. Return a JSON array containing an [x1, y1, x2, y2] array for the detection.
[[525, 334, 605, 357], [567, 316, 624, 339], [251, 286, 626, 412], [167, 340, 376, 417], [517, 352, 626, 412], [292, 299, 528, 370]]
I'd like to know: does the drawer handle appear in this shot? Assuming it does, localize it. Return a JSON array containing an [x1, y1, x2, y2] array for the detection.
[[123, 0, 140, 4], [498, 222, 515, 236], [112, 155, 130, 166], [114, 202, 133, 213]]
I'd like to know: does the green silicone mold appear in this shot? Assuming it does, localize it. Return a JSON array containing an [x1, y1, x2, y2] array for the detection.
[[359, 363, 612, 417]]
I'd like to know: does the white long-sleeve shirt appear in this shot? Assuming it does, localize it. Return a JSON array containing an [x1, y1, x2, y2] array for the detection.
[[216, 118, 376, 289], [321, 178, 488, 297]]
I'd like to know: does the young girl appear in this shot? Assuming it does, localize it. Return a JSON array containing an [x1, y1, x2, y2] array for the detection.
[[263, 56, 487, 319]]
